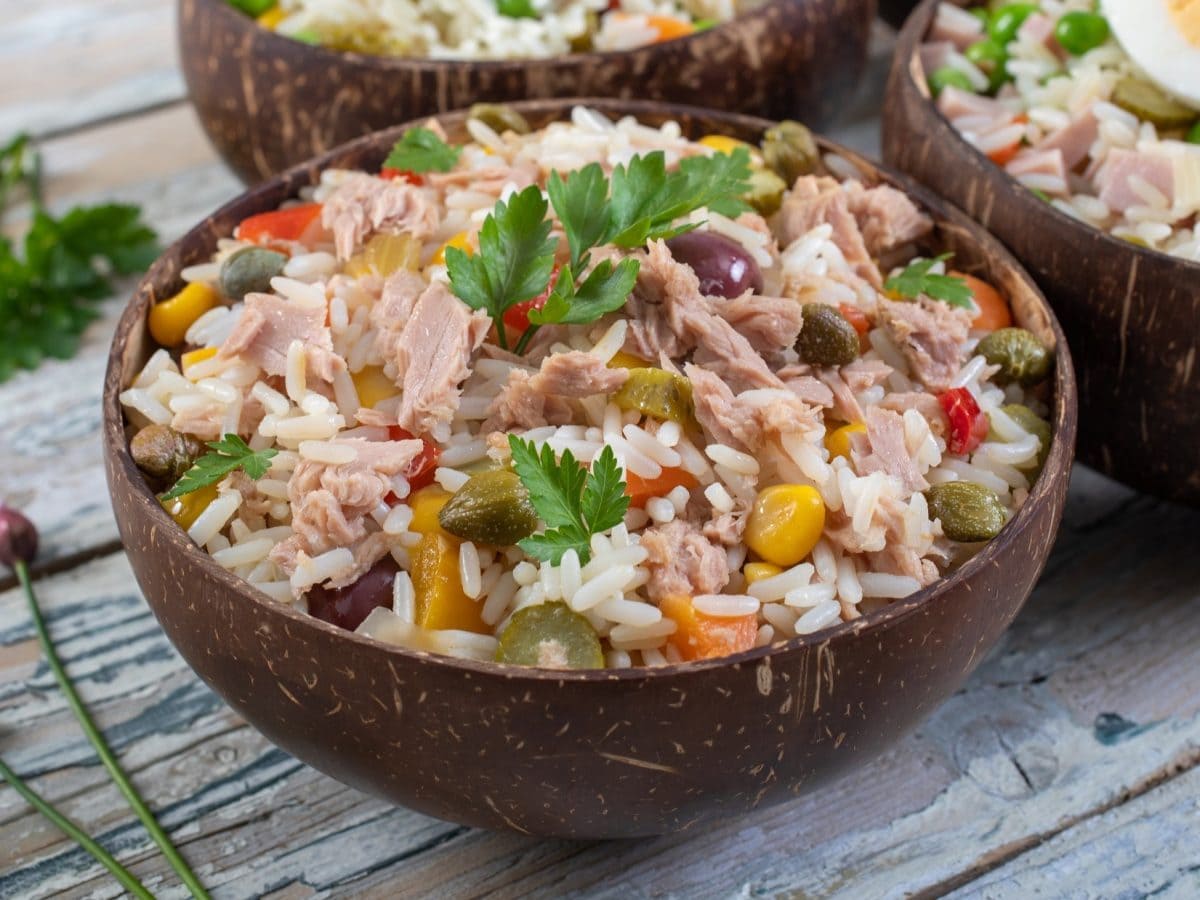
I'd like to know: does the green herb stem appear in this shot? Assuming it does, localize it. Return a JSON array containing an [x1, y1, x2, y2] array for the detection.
[[512, 324, 539, 356], [15, 561, 211, 900], [0, 756, 156, 900]]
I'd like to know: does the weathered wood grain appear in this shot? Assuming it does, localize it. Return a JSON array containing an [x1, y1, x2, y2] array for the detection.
[[0, 0, 185, 140], [3, 470, 1198, 898]]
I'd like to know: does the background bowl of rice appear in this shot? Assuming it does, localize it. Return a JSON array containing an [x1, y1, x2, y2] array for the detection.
[[103, 98, 1076, 838], [882, 0, 1200, 505], [178, 0, 876, 184]]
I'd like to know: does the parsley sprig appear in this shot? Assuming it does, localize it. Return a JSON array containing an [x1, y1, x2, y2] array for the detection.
[[447, 147, 753, 353], [883, 253, 973, 308], [162, 434, 278, 501], [383, 127, 462, 174], [508, 436, 630, 565], [496, 0, 537, 17], [0, 133, 159, 383]]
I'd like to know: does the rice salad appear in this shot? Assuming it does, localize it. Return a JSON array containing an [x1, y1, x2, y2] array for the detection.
[[244, 0, 760, 58], [121, 106, 1055, 670], [921, 1, 1200, 262]]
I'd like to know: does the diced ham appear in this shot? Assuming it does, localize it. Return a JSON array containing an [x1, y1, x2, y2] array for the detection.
[[1039, 110, 1099, 169], [1095, 149, 1176, 214], [1006, 148, 1068, 195], [878, 297, 972, 393], [708, 292, 805, 355], [850, 407, 928, 493], [1017, 13, 1060, 56], [930, 2, 984, 50], [219, 292, 345, 382], [481, 351, 629, 433], [370, 270, 428, 364], [937, 86, 1011, 123], [843, 182, 934, 258], [774, 176, 881, 288], [391, 282, 491, 441], [640, 519, 729, 604], [919, 40, 956, 77], [321, 173, 440, 260]]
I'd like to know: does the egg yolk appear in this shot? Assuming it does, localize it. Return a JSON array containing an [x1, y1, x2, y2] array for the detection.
[[1170, 0, 1200, 45]]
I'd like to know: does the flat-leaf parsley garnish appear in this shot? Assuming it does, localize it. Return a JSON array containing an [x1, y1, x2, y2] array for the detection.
[[162, 434, 278, 501], [883, 253, 973, 308], [383, 127, 462, 174], [508, 435, 630, 566]]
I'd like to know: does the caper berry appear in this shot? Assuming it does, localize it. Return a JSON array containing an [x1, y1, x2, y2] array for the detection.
[[975, 327, 1052, 386], [925, 481, 1007, 543], [219, 246, 287, 299], [467, 103, 531, 136], [797, 303, 860, 368], [495, 602, 604, 669], [438, 469, 539, 546], [1053, 11, 1109, 56], [761, 120, 819, 185]]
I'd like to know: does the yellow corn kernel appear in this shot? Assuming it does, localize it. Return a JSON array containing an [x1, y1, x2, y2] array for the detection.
[[826, 422, 867, 461], [181, 346, 218, 373], [744, 484, 825, 568], [699, 135, 750, 155], [148, 282, 219, 348], [607, 350, 649, 370], [412, 531, 488, 633], [256, 5, 285, 29], [407, 486, 453, 537], [352, 365, 398, 410], [743, 562, 783, 586], [160, 482, 219, 531], [432, 231, 472, 266]]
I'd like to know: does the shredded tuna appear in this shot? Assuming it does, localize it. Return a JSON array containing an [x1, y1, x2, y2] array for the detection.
[[879, 391, 947, 431], [424, 161, 539, 195], [844, 182, 934, 258], [219, 292, 345, 382], [774, 176, 881, 288], [687, 364, 820, 454], [221, 470, 274, 529], [878, 297, 972, 393], [481, 351, 625, 433], [709, 292, 805, 355], [851, 407, 928, 493], [640, 519, 729, 603], [392, 282, 492, 441], [778, 364, 836, 408], [321, 173, 440, 260], [371, 270, 428, 364]]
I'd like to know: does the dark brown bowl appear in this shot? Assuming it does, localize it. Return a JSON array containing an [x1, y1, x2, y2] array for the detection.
[[103, 98, 1076, 838], [882, 0, 1200, 504], [178, 0, 876, 183], [878, 0, 920, 28]]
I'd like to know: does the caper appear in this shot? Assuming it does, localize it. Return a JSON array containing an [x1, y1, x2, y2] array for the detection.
[[761, 120, 819, 185], [219, 246, 287, 299], [996, 403, 1051, 473], [612, 367, 694, 424], [438, 469, 539, 546], [975, 327, 1052, 386], [467, 103, 531, 136], [130, 424, 206, 484], [495, 603, 604, 669], [743, 167, 787, 216], [1111, 77, 1198, 130], [925, 482, 1007, 543], [797, 303, 860, 368]]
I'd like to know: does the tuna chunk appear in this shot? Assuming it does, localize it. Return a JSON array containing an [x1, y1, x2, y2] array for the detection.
[[371, 270, 428, 364], [321, 173, 440, 260], [850, 407, 928, 493], [879, 391, 947, 431], [878, 297, 972, 392], [774, 176, 881, 288], [686, 364, 820, 453], [777, 364, 836, 408], [640, 519, 729, 604], [219, 292, 345, 382], [1095, 149, 1175, 214], [1039, 110, 1099, 169], [482, 351, 629, 433], [709, 292, 805, 355], [843, 182, 934, 257], [424, 161, 539, 195], [392, 282, 492, 441]]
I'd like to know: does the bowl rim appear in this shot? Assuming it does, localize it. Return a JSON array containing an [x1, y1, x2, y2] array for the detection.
[[104, 96, 1077, 684], [895, 0, 1200, 275], [195, 0, 796, 70]]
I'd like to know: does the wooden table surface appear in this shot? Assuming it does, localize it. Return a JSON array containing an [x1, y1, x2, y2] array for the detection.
[[2, 5, 1199, 898]]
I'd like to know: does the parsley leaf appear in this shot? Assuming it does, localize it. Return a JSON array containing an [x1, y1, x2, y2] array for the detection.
[[529, 257, 640, 327], [546, 164, 608, 271], [496, 0, 537, 18], [446, 184, 557, 348], [162, 434, 278, 502], [508, 436, 629, 565], [883, 253, 974, 308], [383, 127, 462, 174], [226, 0, 276, 15]]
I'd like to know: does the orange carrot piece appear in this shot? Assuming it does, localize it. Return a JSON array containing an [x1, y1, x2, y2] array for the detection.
[[661, 595, 757, 661], [625, 467, 698, 509], [953, 271, 1013, 331]]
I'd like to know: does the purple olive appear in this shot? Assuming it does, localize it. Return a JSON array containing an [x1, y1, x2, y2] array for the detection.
[[306, 555, 399, 631], [665, 231, 763, 298]]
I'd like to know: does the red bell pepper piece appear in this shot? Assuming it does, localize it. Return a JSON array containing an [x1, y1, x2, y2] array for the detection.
[[503, 266, 560, 334], [939, 387, 987, 455], [235, 203, 325, 246], [380, 167, 424, 186], [388, 425, 441, 492]]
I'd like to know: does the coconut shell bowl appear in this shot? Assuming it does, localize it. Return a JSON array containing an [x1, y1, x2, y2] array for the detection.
[[178, 0, 875, 184], [103, 99, 1076, 838], [883, 0, 1200, 505]]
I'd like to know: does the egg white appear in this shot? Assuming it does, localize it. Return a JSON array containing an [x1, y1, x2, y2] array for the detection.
[[1104, 0, 1200, 107]]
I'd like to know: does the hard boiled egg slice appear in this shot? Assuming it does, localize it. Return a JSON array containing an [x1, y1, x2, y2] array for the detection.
[[1105, 0, 1200, 108]]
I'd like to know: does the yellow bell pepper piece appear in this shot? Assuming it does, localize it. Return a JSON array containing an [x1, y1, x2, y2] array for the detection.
[[607, 350, 649, 370], [699, 135, 752, 155], [160, 482, 219, 531], [432, 231, 472, 266], [181, 346, 218, 374], [351, 365, 398, 410], [407, 486, 452, 536], [826, 422, 867, 461], [346, 232, 420, 279], [412, 532, 488, 633], [744, 484, 825, 568], [743, 562, 783, 586], [256, 6, 285, 29], [148, 282, 219, 348]]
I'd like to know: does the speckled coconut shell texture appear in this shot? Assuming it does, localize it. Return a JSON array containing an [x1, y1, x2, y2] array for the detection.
[[178, 0, 875, 183], [103, 99, 1076, 838], [883, 0, 1200, 504]]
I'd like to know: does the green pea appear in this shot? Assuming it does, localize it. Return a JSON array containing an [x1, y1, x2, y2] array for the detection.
[[929, 66, 974, 98], [968, 7, 991, 26], [1186, 121, 1200, 145], [925, 482, 1008, 543], [988, 3, 1038, 45], [965, 39, 1010, 91], [1053, 11, 1109, 55]]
